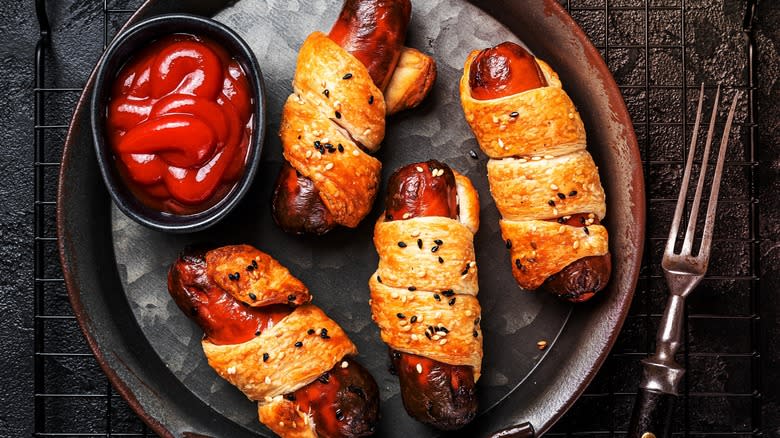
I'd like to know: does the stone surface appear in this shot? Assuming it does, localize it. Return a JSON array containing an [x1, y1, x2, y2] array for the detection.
[[3, 0, 778, 437]]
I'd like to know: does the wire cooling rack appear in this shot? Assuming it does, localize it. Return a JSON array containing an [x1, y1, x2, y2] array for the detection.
[[33, 0, 763, 436]]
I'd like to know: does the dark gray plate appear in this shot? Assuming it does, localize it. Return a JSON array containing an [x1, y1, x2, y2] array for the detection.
[[59, 1, 644, 437]]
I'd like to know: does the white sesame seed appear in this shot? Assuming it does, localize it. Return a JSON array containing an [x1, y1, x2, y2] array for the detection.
[[416, 166, 424, 172], [391, 291, 399, 299], [305, 150, 312, 158], [439, 339, 448, 345], [352, 149, 360, 156], [277, 351, 285, 360], [321, 137, 329, 144], [532, 156, 542, 161], [465, 310, 473, 317], [399, 320, 407, 326], [518, 158, 528, 163], [553, 208, 559, 215], [416, 315, 424, 323], [568, 112, 575, 119], [411, 334, 419, 341], [363, 129, 371, 136], [573, 241, 580, 249], [265, 376, 272, 384], [334, 101, 341, 110], [544, 155, 554, 159], [559, 226, 566, 234], [498, 138, 505, 149], [279, 421, 285, 427], [341, 361, 349, 368], [325, 162, 334, 171], [499, 124, 507, 131], [416, 363, 423, 374], [315, 151, 322, 159], [227, 366, 236, 375], [401, 325, 412, 331], [431, 334, 440, 341], [550, 184, 559, 191], [401, 295, 407, 303], [492, 115, 499, 124], [416, 270, 426, 278], [265, 396, 273, 402], [402, 212, 411, 219]]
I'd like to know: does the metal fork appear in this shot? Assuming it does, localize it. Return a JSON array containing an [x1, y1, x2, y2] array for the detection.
[[628, 84, 741, 438]]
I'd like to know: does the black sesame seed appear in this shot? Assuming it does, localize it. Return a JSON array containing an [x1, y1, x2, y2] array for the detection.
[[425, 331, 432, 339], [255, 331, 261, 336], [548, 199, 556, 207], [506, 239, 512, 249], [438, 256, 444, 264], [335, 409, 344, 421], [318, 372, 330, 384], [314, 140, 321, 147], [307, 329, 315, 335], [530, 242, 537, 249], [343, 73, 353, 80], [510, 111, 519, 117], [461, 265, 470, 275], [377, 275, 382, 283], [557, 193, 566, 200], [410, 316, 418, 323], [248, 292, 257, 301], [431, 245, 439, 253], [515, 259, 524, 270], [557, 217, 566, 224], [437, 326, 449, 333], [475, 316, 481, 325], [297, 135, 301, 140], [386, 214, 393, 220], [228, 273, 236, 280], [417, 238, 423, 249], [288, 294, 296, 301], [247, 264, 255, 271], [320, 328, 330, 339], [335, 110, 342, 119], [323, 89, 329, 97], [295, 341, 303, 348], [442, 290, 454, 297], [338, 143, 344, 152], [398, 241, 407, 248], [433, 294, 441, 301], [263, 352, 269, 362], [569, 190, 578, 197], [284, 393, 296, 401], [252, 260, 258, 268], [583, 227, 590, 235], [469, 149, 479, 159], [473, 330, 479, 338], [449, 297, 456, 306], [580, 216, 587, 224], [368, 95, 374, 104], [397, 313, 406, 319], [408, 286, 416, 291]]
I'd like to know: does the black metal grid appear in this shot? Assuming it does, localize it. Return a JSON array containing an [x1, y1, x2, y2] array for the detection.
[[32, 0, 763, 436]]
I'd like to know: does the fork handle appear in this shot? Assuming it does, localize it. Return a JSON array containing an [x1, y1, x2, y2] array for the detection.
[[628, 388, 675, 438]]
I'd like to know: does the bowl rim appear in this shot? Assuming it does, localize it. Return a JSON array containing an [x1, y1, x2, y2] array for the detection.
[[90, 12, 266, 233]]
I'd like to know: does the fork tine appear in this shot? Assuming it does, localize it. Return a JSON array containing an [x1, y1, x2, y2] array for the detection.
[[666, 84, 706, 256], [698, 90, 741, 259], [681, 85, 721, 255]]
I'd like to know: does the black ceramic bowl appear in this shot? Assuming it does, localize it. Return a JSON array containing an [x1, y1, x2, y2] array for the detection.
[[91, 13, 265, 233]]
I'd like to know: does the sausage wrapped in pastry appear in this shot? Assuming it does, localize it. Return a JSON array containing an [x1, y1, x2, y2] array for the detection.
[[369, 161, 482, 430], [459, 42, 611, 302], [168, 244, 379, 438], [272, 0, 437, 235]]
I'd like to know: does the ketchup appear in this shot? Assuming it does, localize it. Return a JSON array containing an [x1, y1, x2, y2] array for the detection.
[[107, 34, 253, 215]]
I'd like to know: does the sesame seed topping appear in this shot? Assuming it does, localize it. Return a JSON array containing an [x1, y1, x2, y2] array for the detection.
[[398, 241, 407, 248], [325, 162, 334, 171], [295, 341, 303, 348], [510, 111, 519, 117], [550, 184, 559, 191], [465, 310, 473, 317], [368, 95, 374, 104], [320, 328, 329, 339], [569, 190, 578, 196], [515, 259, 524, 270], [397, 313, 406, 319], [583, 227, 590, 235], [416, 364, 423, 374], [318, 372, 330, 384], [338, 144, 344, 152], [352, 149, 360, 156], [248, 293, 257, 300], [377, 275, 382, 283], [341, 361, 349, 368], [305, 150, 312, 158], [227, 366, 236, 375], [416, 166, 424, 172], [255, 331, 261, 336], [473, 330, 479, 338], [228, 272, 240, 281], [438, 256, 444, 264], [307, 329, 315, 335], [532, 156, 542, 161], [342, 73, 353, 80], [433, 294, 440, 301], [263, 353, 269, 362], [469, 149, 478, 159], [439, 338, 448, 345], [417, 238, 423, 249], [506, 239, 512, 249], [573, 241, 580, 249], [411, 334, 419, 341], [548, 199, 556, 207], [408, 286, 416, 291], [323, 89, 329, 97], [557, 193, 566, 200], [431, 334, 440, 341], [265, 376, 272, 384], [334, 111, 341, 119], [410, 315, 418, 323], [431, 245, 439, 253], [448, 297, 456, 306], [391, 291, 399, 299]]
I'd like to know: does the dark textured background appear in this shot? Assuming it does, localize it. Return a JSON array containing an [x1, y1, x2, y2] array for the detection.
[[2, 0, 778, 436]]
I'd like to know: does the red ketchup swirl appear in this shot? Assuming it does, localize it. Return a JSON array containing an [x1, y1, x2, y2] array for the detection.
[[107, 34, 253, 215]]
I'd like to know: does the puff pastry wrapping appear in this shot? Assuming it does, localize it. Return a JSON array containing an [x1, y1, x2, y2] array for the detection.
[[369, 173, 483, 379], [279, 32, 385, 228], [459, 50, 609, 291]]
